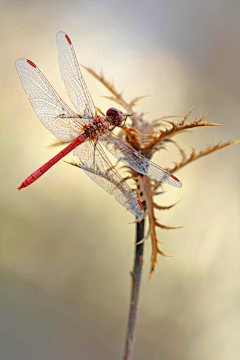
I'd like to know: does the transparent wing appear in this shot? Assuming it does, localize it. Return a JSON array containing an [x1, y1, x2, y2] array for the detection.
[[56, 31, 96, 120], [73, 140, 144, 218], [99, 132, 182, 188], [16, 58, 83, 142]]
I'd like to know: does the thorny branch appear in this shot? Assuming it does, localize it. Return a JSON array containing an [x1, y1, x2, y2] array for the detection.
[[165, 140, 240, 175], [83, 66, 239, 274], [60, 66, 240, 360], [123, 200, 146, 360]]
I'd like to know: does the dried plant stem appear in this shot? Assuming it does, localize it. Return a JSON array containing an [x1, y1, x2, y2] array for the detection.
[[123, 202, 146, 360]]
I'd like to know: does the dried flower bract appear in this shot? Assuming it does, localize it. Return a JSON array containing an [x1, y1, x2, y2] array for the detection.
[[67, 67, 239, 275]]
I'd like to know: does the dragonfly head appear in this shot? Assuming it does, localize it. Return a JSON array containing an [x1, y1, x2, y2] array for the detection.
[[106, 107, 124, 127]]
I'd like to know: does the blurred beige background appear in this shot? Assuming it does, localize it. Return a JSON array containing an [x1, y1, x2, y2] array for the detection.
[[0, 0, 240, 359]]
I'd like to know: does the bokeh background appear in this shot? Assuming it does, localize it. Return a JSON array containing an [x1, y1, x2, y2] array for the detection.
[[1, 1, 240, 359]]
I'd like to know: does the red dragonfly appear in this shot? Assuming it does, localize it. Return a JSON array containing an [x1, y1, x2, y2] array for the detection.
[[16, 32, 182, 218]]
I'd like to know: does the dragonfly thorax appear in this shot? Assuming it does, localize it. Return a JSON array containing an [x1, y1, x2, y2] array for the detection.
[[83, 117, 109, 139]]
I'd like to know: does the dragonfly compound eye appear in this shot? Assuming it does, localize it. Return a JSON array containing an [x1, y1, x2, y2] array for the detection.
[[106, 107, 123, 126]]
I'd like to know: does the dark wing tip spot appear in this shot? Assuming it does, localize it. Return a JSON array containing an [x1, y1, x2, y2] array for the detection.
[[171, 174, 180, 182], [65, 35, 72, 44], [138, 200, 143, 210], [27, 60, 36, 68]]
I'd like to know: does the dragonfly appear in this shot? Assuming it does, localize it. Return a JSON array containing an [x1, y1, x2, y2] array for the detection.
[[16, 31, 182, 218]]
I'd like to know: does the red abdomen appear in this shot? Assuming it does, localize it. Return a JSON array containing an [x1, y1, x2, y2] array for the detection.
[[18, 134, 86, 190]]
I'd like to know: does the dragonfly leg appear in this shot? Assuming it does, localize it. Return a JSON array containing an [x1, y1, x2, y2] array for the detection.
[[118, 118, 127, 128]]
